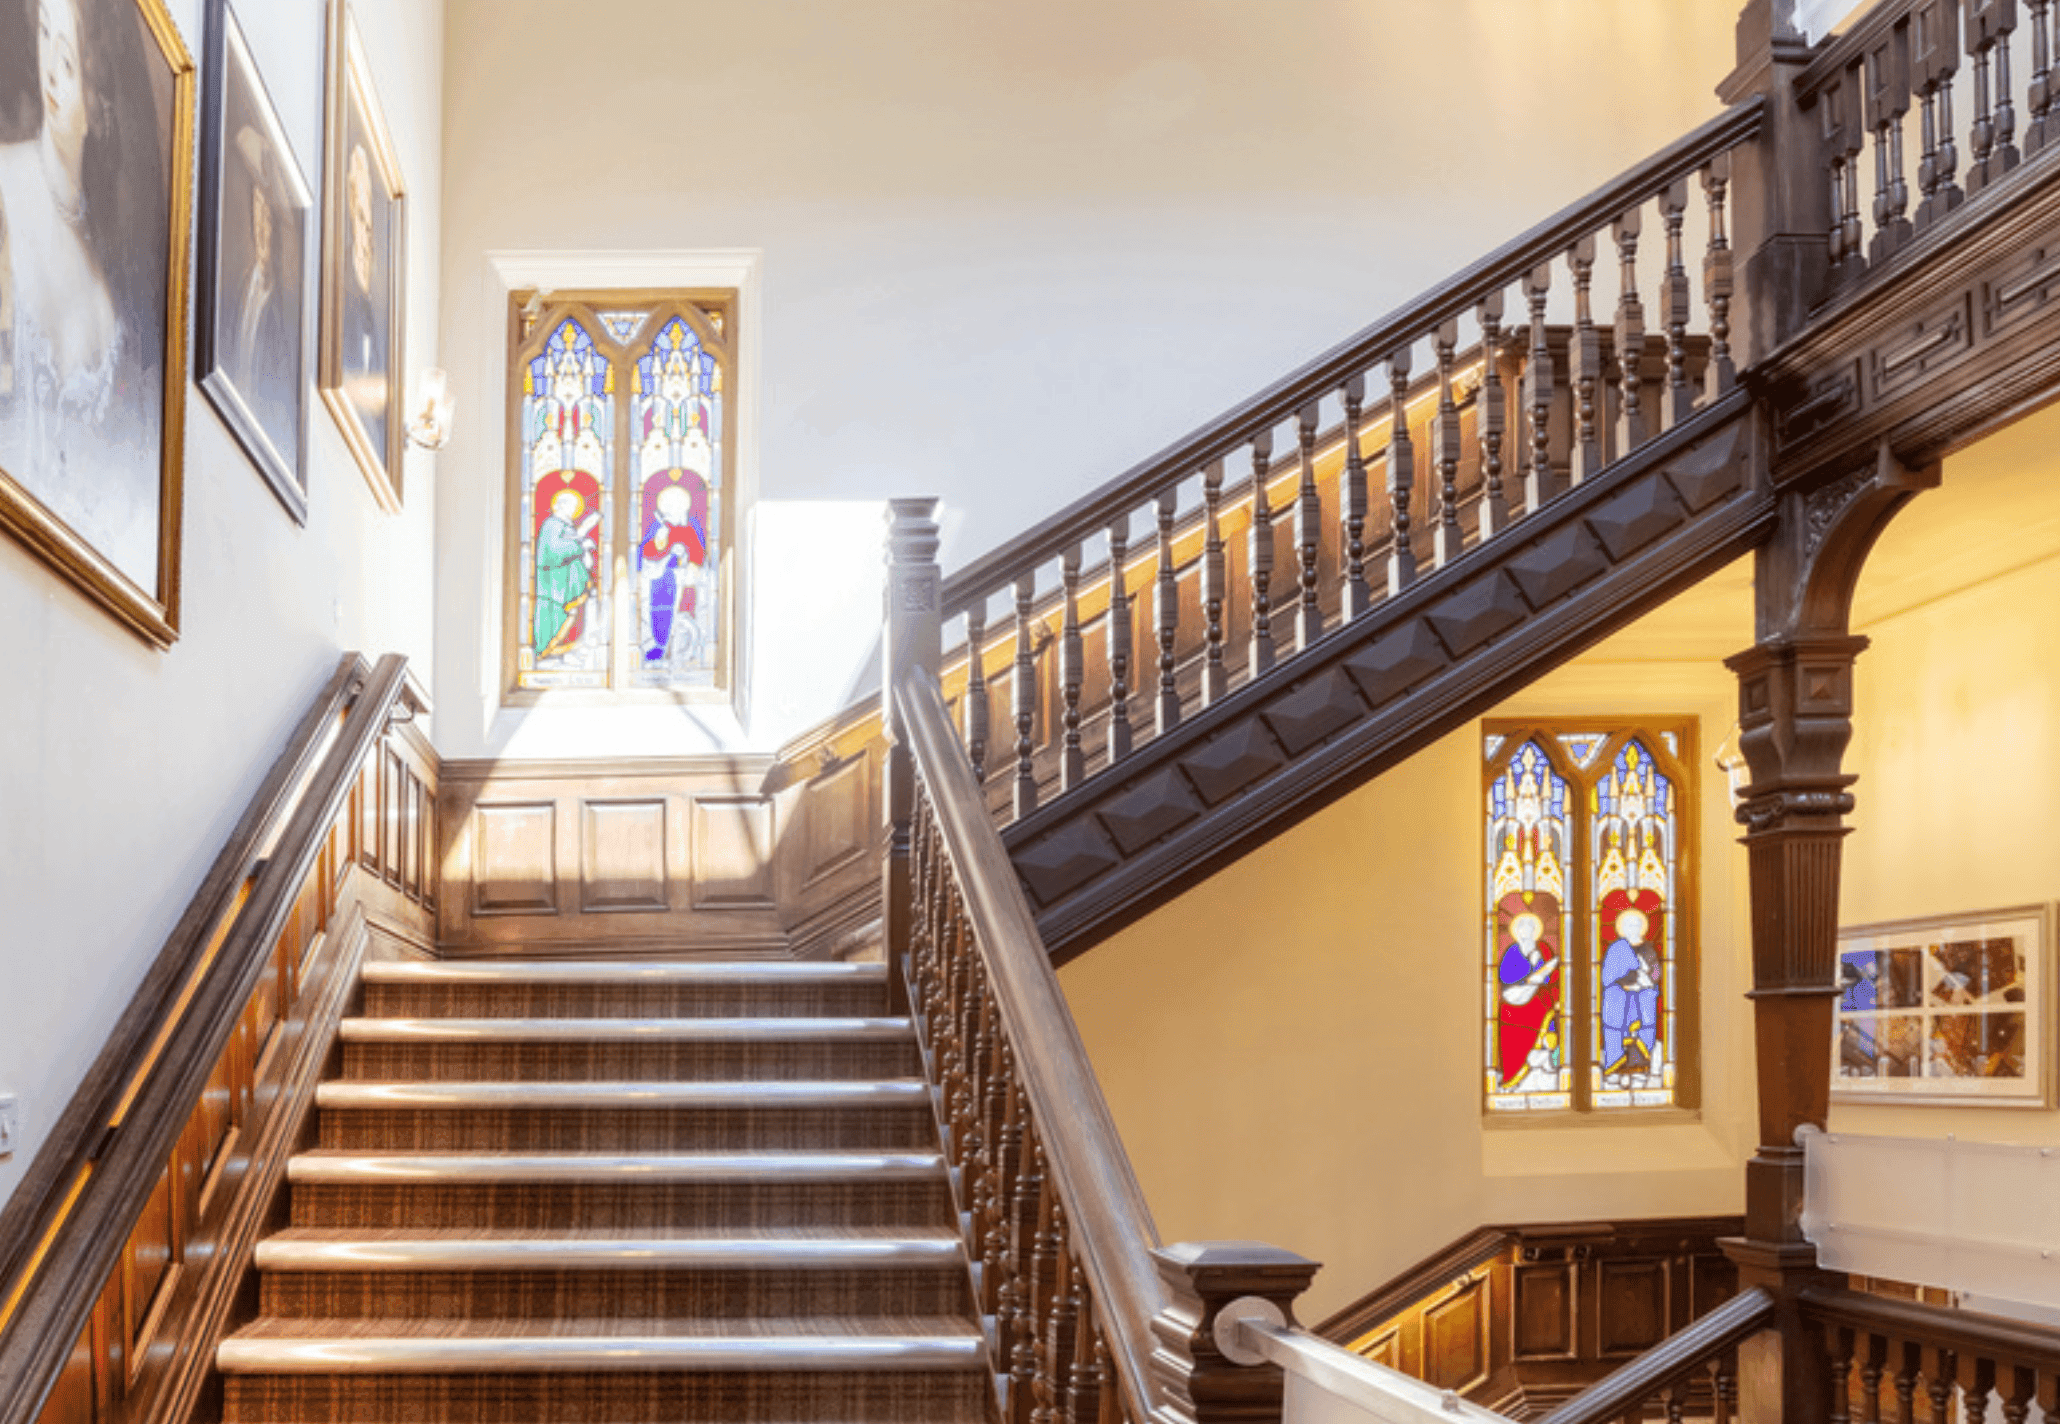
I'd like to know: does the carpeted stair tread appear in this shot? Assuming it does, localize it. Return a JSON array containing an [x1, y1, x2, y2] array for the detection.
[[287, 1149, 949, 1182], [340, 1016, 916, 1041], [317, 1079, 930, 1108], [255, 1228, 964, 1270], [362, 961, 888, 985]]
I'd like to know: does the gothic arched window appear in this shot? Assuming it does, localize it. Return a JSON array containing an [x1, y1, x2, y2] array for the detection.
[[506, 292, 734, 699], [1483, 722, 1698, 1116]]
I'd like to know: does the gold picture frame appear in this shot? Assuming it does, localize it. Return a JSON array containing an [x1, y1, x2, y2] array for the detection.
[[0, 0, 195, 648], [318, 0, 406, 513]]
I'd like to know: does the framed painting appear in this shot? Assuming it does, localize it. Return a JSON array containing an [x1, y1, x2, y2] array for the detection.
[[196, 0, 312, 523], [0, 0, 194, 647], [1832, 905, 2052, 1105], [318, 0, 405, 513]]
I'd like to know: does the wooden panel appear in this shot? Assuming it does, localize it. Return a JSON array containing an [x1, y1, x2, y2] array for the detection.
[[357, 763, 378, 870], [582, 799, 670, 912], [1512, 1262, 1578, 1360], [802, 755, 871, 889], [1354, 1328, 1402, 1371], [383, 749, 404, 886], [121, 1167, 175, 1361], [1422, 1276, 1490, 1392], [471, 801, 559, 915], [1595, 1257, 1670, 1357], [32, 1316, 95, 1424], [691, 796, 776, 909]]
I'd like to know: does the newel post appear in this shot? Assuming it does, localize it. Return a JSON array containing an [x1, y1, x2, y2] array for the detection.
[[1149, 1242, 1320, 1424], [882, 498, 943, 1019], [1719, 0, 1828, 363]]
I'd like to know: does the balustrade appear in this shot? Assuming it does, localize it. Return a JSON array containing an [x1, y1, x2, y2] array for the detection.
[[930, 104, 1760, 826], [1804, 1288, 2060, 1424]]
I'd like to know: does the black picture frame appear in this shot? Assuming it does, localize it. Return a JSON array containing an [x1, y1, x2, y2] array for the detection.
[[195, 0, 313, 524]]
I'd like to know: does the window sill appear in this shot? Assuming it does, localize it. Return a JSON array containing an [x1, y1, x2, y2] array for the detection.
[[1481, 1106, 1703, 1132]]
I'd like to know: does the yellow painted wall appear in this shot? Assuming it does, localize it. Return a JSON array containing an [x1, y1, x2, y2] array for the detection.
[[1833, 405, 2060, 1143], [1059, 568, 1758, 1321]]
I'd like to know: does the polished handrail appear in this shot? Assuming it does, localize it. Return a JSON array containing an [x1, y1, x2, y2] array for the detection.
[[937, 98, 1764, 620], [0, 652, 416, 1424], [1533, 1287, 1775, 1424], [894, 664, 1166, 1419], [1239, 1321, 1512, 1424], [1799, 1285, 2060, 1373]]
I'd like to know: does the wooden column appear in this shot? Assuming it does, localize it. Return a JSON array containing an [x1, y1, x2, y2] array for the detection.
[[883, 498, 942, 1018], [1149, 1242, 1319, 1424]]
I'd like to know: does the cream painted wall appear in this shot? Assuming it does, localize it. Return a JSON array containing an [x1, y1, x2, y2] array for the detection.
[[430, 0, 1743, 758], [1059, 565, 1759, 1321], [1833, 404, 2060, 1144], [0, 0, 443, 1203]]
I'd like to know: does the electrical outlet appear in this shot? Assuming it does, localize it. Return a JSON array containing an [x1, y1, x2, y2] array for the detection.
[[0, 1096, 16, 1157]]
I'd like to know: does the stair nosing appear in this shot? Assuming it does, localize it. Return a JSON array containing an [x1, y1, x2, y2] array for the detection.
[[338, 1016, 916, 1042], [253, 1235, 965, 1270], [315, 1079, 931, 1109], [361, 960, 887, 984], [287, 1149, 950, 1183], [216, 1331, 987, 1373]]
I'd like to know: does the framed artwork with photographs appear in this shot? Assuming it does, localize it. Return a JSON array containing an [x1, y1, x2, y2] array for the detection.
[[196, 0, 312, 523], [318, 0, 405, 513], [1832, 905, 2052, 1105], [0, 0, 194, 647]]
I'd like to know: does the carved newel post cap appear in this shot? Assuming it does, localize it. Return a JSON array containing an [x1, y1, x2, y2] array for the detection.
[[1149, 1241, 1320, 1424]]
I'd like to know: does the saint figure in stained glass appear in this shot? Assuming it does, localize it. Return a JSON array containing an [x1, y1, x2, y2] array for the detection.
[[632, 317, 722, 687], [1485, 740, 1573, 1108], [533, 477, 600, 659], [518, 317, 613, 685], [1591, 740, 1676, 1106]]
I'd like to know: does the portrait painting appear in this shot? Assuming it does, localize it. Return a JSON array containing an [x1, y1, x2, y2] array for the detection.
[[319, 0, 405, 513], [1832, 905, 2052, 1105], [197, 0, 311, 523], [0, 0, 193, 646]]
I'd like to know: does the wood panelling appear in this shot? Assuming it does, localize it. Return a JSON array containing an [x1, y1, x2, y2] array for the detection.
[[1424, 1276, 1491, 1392], [1595, 1259, 1670, 1357], [438, 756, 872, 956], [691, 797, 777, 910], [1513, 1263, 1577, 1361], [19, 662, 432, 1424], [472, 802, 558, 915], [582, 800, 669, 912]]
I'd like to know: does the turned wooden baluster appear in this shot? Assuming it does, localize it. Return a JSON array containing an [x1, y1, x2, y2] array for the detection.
[[1006, 1132, 1048, 1424], [1923, 1347, 1957, 1424], [1200, 462, 1228, 706], [1866, 25, 1914, 261], [967, 1016, 1006, 1269], [1957, 1354, 1996, 1424], [1661, 1379, 1687, 1424], [1829, 1325, 1857, 1424], [1567, 234, 1604, 482], [1340, 375, 1372, 617], [1859, 1333, 1888, 1424], [1431, 318, 1463, 568], [1247, 432, 1276, 679], [1712, 1348, 1738, 1424], [2030, 0, 2055, 152], [1294, 402, 1323, 650], [1998, 1363, 2036, 1424], [1891, 1340, 1920, 1424], [1967, 0, 2022, 193], [1660, 178, 1693, 428], [1385, 347, 1417, 594], [1037, 1211, 1080, 1424], [1017, 1142, 1060, 1424], [1475, 294, 1511, 539], [1613, 206, 1646, 456], [1059, 547, 1085, 791], [964, 608, 989, 780], [1703, 155, 1736, 397], [1523, 262, 1555, 512], [1914, 4, 1964, 229], [1065, 1287, 1101, 1424], [1152, 491, 1180, 735], [1825, 70, 1867, 285], [1106, 515, 1133, 764], [984, 1066, 1025, 1326], [1013, 574, 1038, 819]]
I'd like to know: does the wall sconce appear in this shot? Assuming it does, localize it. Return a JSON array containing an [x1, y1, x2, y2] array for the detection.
[[1713, 724, 1749, 807], [407, 367, 455, 451]]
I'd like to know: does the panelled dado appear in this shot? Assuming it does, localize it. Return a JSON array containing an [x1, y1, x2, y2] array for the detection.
[[435, 750, 879, 957]]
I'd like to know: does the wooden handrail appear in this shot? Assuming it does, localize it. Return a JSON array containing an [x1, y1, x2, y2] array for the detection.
[[894, 664, 1167, 1420], [0, 652, 416, 1424], [1532, 1287, 1775, 1424], [1799, 1285, 2060, 1373], [936, 97, 1763, 620]]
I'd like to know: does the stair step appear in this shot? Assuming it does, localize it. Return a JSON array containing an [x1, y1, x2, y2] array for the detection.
[[339, 1016, 915, 1041], [362, 979, 891, 1022], [363, 961, 888, 984], [217, 1321, 986, 1373], [287, 1150, 948, 1183], [254, 1231, 964, 1270], [318, 1080, 930, 1109]]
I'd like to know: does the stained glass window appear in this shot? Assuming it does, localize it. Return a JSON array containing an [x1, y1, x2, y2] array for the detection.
[[1485, 741, 1575, 1112], [505, 293, 736, 700], [1482, 723, 1696, 1116], [517, 317, 613, 690], [1590, 740, 1677, 1109]]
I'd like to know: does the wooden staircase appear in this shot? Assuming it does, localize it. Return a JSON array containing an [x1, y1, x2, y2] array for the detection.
[[214, 959, 991, 1423]]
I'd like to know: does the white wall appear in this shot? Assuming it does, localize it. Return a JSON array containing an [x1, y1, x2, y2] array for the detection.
[[431, 0, 1743, 759], [0, 0, 443, 1205]]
